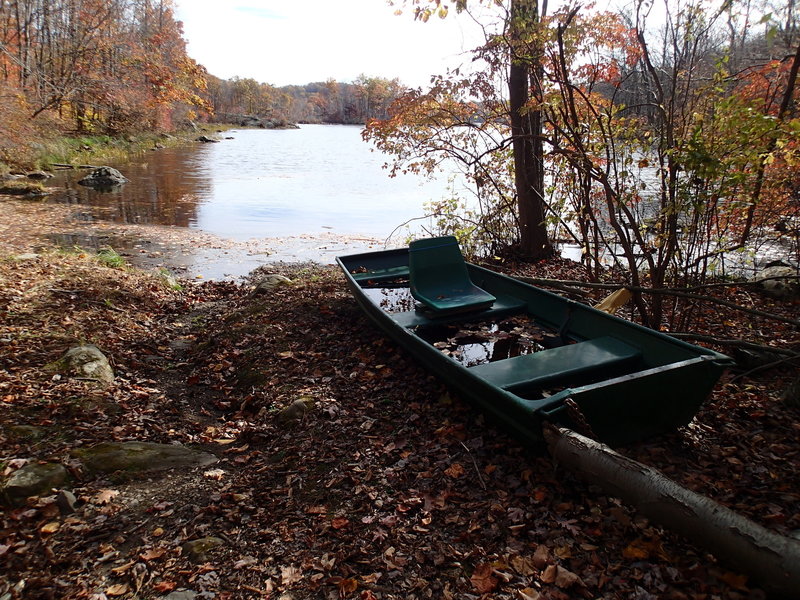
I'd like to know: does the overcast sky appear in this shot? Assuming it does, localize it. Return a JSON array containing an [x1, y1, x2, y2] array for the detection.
[[173, 0, 489, 88]]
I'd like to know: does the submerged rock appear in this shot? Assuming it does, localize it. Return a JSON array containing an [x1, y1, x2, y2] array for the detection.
[[78, 166, 128, 189], [72, 441, 217, 474]]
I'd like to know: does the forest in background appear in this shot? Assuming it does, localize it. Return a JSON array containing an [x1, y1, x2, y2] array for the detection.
[[0, 0, 407, 168]]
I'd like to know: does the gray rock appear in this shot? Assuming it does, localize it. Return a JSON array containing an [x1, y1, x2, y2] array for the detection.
[[182, 537, 224, 562], [754, 264, 799, 299], [2, 463, 68, 504], [78, 166, 128, 189], [196, 135, 219, 143], [11, 253, 40, 261], [72, 441, 217, 474], [49, 344, 114, 384], [252, 274, 292, 294]]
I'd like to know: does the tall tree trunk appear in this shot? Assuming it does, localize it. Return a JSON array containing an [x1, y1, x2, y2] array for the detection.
[[509, 0, 552, 259]]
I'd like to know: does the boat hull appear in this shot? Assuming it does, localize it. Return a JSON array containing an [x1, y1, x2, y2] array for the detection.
[[337, 248, 732, 447]]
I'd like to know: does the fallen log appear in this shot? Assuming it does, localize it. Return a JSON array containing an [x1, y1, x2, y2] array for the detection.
[[544, 425, 800, 598], [50, 163, 102, 169]]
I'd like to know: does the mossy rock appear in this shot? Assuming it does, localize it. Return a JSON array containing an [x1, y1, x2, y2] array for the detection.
[[252, 274, 292, 295], [6, 425, 45, 441], [182, 536, 225, 562], [277, 397, 316, 424], [72, 441, 217, 474]]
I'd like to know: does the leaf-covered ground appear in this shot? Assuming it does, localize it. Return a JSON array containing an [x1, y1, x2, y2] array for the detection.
[[1, 247, 798, 600]]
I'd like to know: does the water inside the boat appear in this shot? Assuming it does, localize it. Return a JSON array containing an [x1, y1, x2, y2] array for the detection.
[[362, 285, 566, 368]]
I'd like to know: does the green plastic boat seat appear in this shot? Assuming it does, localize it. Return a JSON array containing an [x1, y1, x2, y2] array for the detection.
[[351, 265, 410, 284], [409, 236, 496, 314], [467, 336, 640, 390]]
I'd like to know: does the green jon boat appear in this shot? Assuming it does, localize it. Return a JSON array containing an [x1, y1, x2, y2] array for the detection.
[[336, 236, 733, 447]]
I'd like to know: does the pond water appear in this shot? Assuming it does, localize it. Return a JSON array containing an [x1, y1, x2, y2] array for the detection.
[[47, 125, 461, 277]]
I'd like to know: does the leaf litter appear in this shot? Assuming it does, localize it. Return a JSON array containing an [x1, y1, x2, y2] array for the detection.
[[0, 239, 798, 599]]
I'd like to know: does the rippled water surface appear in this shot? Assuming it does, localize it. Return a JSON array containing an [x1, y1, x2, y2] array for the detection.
[[50, 125, 456, 241]]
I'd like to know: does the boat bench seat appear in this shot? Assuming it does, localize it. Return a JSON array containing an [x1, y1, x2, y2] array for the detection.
[[467, 336, 640, 390], [392, 294, 527, 328], [352, 265, 410, 284]]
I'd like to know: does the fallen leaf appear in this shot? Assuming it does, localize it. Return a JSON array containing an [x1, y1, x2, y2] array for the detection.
[[106, 583, 129, 596], [332, 516, 350, 530], [470, 563, 498, 594], [444, 462, 465, 478], [541, 564, 557, 584], [93, 489, 119, 505], [281, 564, 303, 585], [139, 548, 166, 561], [111, 561, 135, 575], [554, 565, 582, 588], [719, 571, 749, 591], [203, 468, 225, 480], [532, 545, 551, 568], [517, 588, 541, 600], [511, 555, 536, 576], [40, 521, 60, 534], [152, 581, 176, 593], [337, 577, 358, 595]]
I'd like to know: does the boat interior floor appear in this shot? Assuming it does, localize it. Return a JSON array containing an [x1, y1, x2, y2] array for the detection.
[[390, 294, 528, 328]]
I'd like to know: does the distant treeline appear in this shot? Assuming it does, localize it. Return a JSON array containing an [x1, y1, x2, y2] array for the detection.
[[206, 75, 407, 125], [0, 0, 407, 166]]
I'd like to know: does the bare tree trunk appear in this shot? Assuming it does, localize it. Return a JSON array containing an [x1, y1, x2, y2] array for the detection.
[[509, 0, 552, 259], [544, 425, 800, 598]]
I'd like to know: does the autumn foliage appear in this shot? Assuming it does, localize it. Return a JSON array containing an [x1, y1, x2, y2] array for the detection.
[[0, 0, 209, 144], [368, 0, 800, 328]]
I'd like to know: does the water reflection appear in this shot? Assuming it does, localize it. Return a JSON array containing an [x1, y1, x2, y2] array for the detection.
[[52, 147, 211, 228], [47, 126, 456, 241]]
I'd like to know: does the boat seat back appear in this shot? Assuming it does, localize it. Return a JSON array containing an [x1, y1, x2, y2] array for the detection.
[[408, 236, 496, 315], [467, 336, 641, 391]]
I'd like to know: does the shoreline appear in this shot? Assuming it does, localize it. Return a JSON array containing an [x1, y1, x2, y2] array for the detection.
[[0, 197, 389, 279]]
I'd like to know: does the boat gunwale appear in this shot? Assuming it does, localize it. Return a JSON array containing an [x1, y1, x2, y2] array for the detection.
[[335, 247, 733, 445]]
